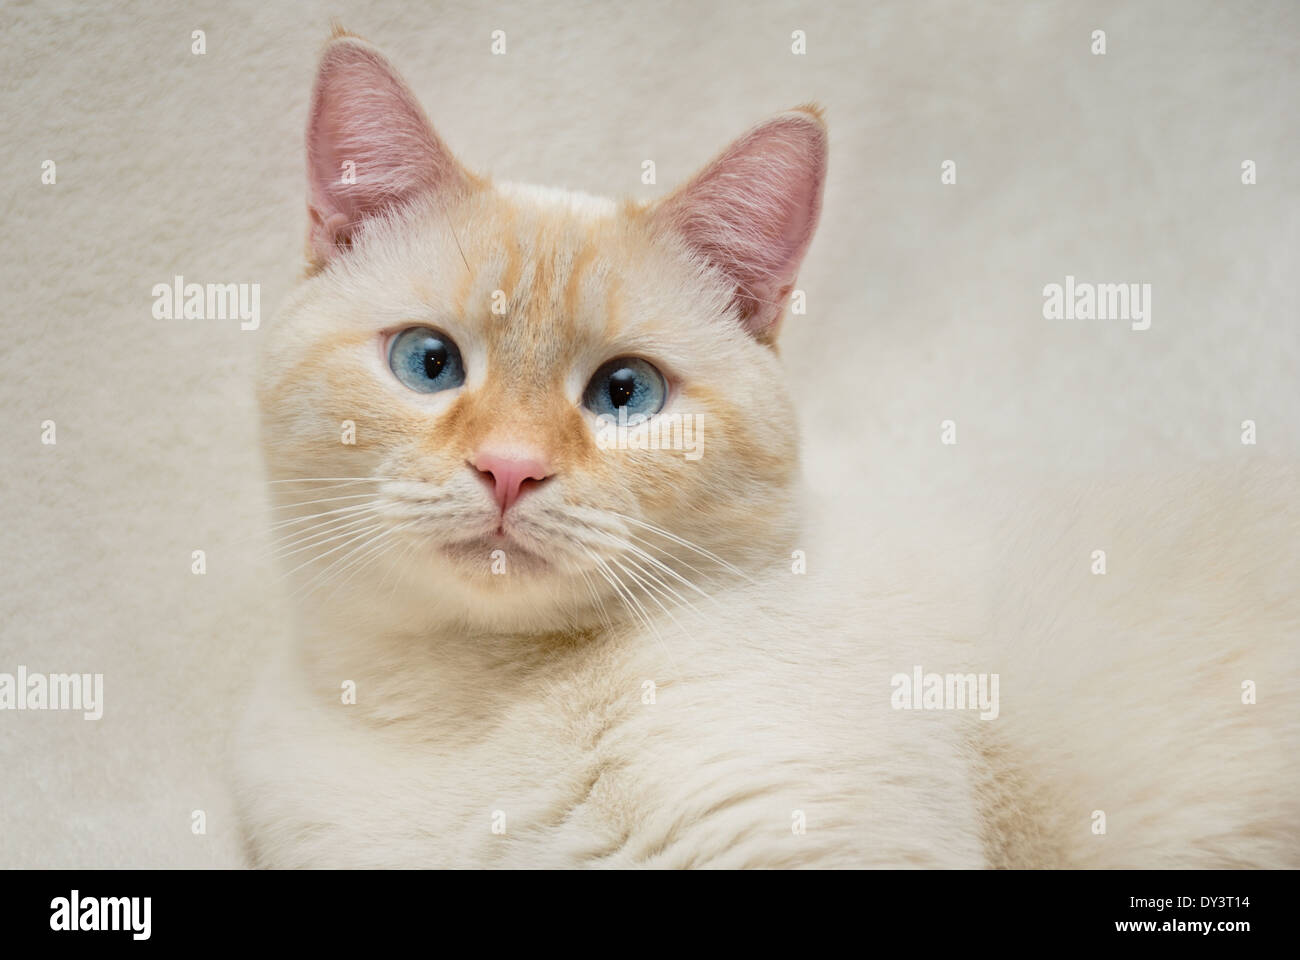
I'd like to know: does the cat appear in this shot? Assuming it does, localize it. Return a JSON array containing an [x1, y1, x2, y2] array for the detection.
[[234, 31, 1299, 868]]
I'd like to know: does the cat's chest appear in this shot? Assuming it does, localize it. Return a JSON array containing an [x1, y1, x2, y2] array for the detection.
[[239, 599, 987, 868], [242, 626, 797, 865]]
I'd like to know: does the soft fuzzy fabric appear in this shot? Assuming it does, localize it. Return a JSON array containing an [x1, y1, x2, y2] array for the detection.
[[1, 0, 1296, 867]]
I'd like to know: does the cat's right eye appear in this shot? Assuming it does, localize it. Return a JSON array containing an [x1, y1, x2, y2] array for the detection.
[[388, 327, 466, 394]]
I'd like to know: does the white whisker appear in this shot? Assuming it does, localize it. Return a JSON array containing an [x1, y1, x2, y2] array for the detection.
[[265, 501, 380, 533], [610, 556, 698, 648], [270, 493, 381, 511], [269, 512, 387, 561], [610, 511, 753, 582], [328, 522, 415, 594], [266, 477, 395, 485], [582, 546, 680, 674], [310, 522, 403, 589], [280, 522, 384, 584]]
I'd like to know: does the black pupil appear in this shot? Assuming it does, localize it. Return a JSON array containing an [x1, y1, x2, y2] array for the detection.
[[423, 341, 448, 379], [607, 368, 637, 408]]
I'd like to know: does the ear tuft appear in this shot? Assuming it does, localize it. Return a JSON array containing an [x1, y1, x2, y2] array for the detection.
[[327, 20, 357, 42], [305, 37, 471, 266], [650, 108, 828, 343]]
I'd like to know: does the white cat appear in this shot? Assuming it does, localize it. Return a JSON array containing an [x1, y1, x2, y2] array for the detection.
[[234, 33, 1299, 868]]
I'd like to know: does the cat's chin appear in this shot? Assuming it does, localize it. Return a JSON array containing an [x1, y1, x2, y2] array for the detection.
[[439, 532, 554, 578], [402, 534, 603, 634]]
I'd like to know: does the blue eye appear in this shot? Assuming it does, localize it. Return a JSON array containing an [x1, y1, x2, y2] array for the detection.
[[583, 357, 667, 418], [388, 327, 465, 394]]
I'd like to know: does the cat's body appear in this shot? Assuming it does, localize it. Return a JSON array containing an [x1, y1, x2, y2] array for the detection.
[[234, 34, 1298, 868]]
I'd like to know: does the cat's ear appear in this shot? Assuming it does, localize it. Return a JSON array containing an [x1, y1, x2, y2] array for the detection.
[[649, 107, 827, 344], [305, 36, 473, 265]]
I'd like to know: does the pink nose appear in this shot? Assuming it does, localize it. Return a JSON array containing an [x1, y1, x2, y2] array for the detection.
[[471, 452, 551, 513]]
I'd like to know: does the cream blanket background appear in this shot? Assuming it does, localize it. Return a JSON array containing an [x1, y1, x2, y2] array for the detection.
[[2, 0, 1295, 867]]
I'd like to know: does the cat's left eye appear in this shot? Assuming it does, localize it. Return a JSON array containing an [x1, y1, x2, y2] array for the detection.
[[582, 357, 667, 418], [388, 327, 466, 394]]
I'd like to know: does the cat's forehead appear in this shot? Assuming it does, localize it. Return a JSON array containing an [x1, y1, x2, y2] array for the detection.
[[494, 181, 619, 218], [428, 182, 681, 355]]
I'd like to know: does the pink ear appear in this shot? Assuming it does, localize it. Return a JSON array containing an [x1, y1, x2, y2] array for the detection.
[[650, 108, 827, 342], [306, 37, 470, 264]]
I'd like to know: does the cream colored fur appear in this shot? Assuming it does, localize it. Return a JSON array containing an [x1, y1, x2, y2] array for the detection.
[[234, 40, 1298, 869]]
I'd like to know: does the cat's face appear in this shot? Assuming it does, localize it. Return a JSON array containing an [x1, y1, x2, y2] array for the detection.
[[259, 36, 826, 633]]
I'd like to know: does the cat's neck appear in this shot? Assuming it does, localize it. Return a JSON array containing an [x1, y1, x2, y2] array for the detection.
[[284, 591, 641, 729]]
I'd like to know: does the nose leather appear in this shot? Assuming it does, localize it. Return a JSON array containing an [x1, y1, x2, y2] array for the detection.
[[471, 452, 551, 513]]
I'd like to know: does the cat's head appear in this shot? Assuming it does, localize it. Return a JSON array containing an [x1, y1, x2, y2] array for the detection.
[[259, 35, 826, 634]]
